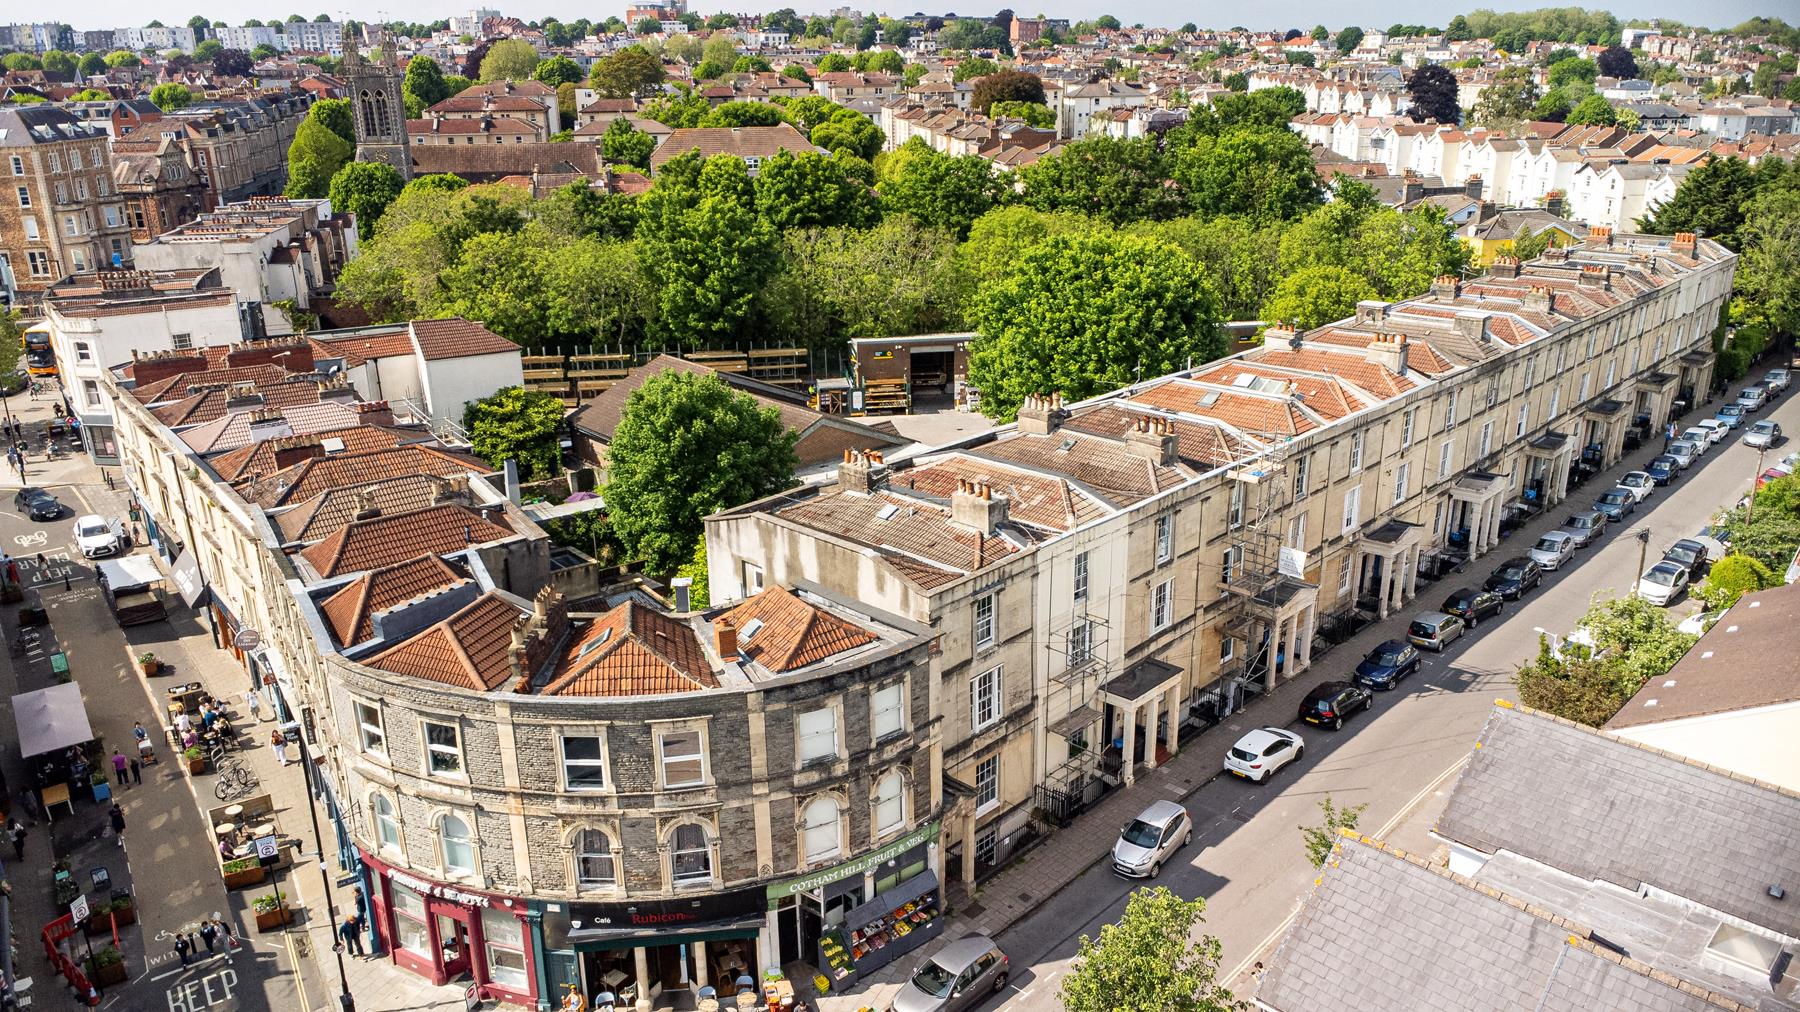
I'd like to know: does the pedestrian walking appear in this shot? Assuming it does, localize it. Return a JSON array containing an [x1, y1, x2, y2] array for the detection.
[[174, 933, 192, 966], [111, 749, 128, 786], [220, 917, 239, 951], [174, 710, 193, 736], [244, 688, 261, 722], [338, 915, 365, 956], [199, 921, 218, 954], [270, 729, 288, 766], [107, 801, 125, 848], [129, 758, 141, 784], [7, 820, 25, 861]]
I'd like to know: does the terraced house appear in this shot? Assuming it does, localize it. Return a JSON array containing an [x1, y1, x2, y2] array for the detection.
[[705, 228, 1735, 893]]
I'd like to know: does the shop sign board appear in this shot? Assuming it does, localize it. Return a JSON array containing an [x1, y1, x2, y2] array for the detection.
[[765, 820, 939, 906], [571, 884, 766, 931]]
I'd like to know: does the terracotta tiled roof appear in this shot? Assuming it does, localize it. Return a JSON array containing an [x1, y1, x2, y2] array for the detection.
[[210, 424, 421, 483], [1188, 362, 1371, 420], [364, 591, 526, 690], [972, 431, 1186, 507], [239, 445, 491, 508], [1061, 405, 1255, 469], [131, 363, 288, 404], [775, 489, 1017, 587], [299, 503, 515, 578], [717, 587, 876, 673], [888, 456, 1106, 533], [150, 381, 325, 429], [537, 601, 717, 696], [1129, 381, 1316, 436], [410, 318, 517, 360], [313, 328, 414, 363], [649, 123, 816, 169], [320, 554, 468, 647], [177, 402, 367, 456], [1248, 348, 1417, 400], [271, 474, 451, 545]]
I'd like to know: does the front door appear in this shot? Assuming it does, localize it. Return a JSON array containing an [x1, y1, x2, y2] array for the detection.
[[436, 910, 472, 981]]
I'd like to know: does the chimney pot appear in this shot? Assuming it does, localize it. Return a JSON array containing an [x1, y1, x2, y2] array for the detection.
[[715, 619, 739, 661]]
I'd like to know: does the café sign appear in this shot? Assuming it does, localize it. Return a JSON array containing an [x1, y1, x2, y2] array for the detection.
[[765, 820, 938, 904]]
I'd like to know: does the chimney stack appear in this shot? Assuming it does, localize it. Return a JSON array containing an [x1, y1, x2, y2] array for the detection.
[[1431, 274, 1462, 300], [1669, 230, 1697, 256], [1454, 311, 1491, 345], [950, 478, 1009, 536], [1365, 332, 1409, 375], [1577, 264, 1611, 290], [1354, 300, 1390, 325], [1124, 415, 1179, 466], [715, 618, 739, 661], [1522, 286, 1556, 314], [353, 485, 381, 521], [1015, 392, 1067, 436], [1489, 254, 1520, 279], [1587, 225, 1614, 246], [837, 448, 889, 495], [671, 577, 692, 613], [1260, 321, 1299, 349]]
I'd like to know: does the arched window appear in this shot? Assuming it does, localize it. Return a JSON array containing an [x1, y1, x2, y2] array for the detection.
[[372, 89, 391, 130], [802, 797, 841, 863], [671, 824, 711, 883], [358, 89, 376, 132], [441, 814, 475, 875], [874, 772, 905, 837], [372, 794, 400, 852], [575, 829, 614, 888]]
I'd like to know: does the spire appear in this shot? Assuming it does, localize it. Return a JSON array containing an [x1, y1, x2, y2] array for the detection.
[[341, 23, 362, 68]]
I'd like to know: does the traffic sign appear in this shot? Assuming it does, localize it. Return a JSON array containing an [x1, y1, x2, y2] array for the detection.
[[254, 836, 278, 860], [70, 894, 88, 921]]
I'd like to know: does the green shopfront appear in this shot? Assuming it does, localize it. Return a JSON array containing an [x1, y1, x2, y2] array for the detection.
[[765, 820, 942, 992]]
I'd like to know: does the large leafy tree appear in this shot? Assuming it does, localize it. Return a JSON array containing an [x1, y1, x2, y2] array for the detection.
[[1170, 127, 1322, 222], [1406, 63, 1461, 124], [404, 54, 451, 111], [968, 232, 1224, 421], [1259, 264, 1379, 329], [479, 39, 539, 82], [1059, 887, 1240, 1012], [969, 69, 1045, 114], [213, 48, 253, 77], [809, 107, 883, 161], [1020, 136, 1182, 226], [1564, 94, 1617, 126], [765, 217, 964, 347], [1734, 174, 1800, 338], [1718, 475, 1800, 572], [877, 138, 1011, 239], [1697, 554, 1775, 610], [1334, 26, 1363, 53], [753, 150, 879, 230], [1595, 45, 1637, 79], [1515, 594, 1697, 726], [700, 101, 788, 128], [150, 82, 194, 111], [635, 154, 778, 344], [1471, 65, 1540, 128], [327, 161, 405, 234], [1135, 215, 1283, 320], [600, 117, 655, 170], [1638, 155, 1760, 250], [310, 97, 355, 146], [462, 386, 562, 480], [532, 55, 583, 87], [603, 371, 797, 572], [284, 115, 352, 198]]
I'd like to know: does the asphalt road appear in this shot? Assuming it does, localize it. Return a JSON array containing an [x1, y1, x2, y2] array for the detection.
[[977, 378, 1794, 1011]]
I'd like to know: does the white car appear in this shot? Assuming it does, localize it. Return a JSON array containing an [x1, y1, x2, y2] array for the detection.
[[1678, 609, 1724, 636], [1693, 419, 1730, 447], [1223, 726, 1305, 782], [1617, 471, 1655, 503], [1763, 368, 1790, 393], [1679, 427, 1714, 451], [1529, 531, 1578, 571], [1111, 800, 1192, 878], [72, 514, 127, 559], [1637, 561, 1689, 606]]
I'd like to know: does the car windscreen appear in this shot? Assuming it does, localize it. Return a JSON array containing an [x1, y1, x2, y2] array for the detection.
[[1644, 568, 1677, 585], [77, 522, 106, 537], [1497, 565, 1526, 579], [1665, 545, 1697, 564], [910, 960, 958, 998], [1600, 492, 1627, 504], [1121, 819, 1162, 848], [1535, 538, 1560, 552], [1371, 648, 1406, 665], [1409, 621, 1438, 638]]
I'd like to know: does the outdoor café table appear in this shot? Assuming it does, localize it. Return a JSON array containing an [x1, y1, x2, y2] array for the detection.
[[214, 823, 236, 838], [40, 782, 72, 820]]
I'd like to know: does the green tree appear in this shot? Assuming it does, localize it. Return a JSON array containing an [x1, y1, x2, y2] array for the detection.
[[765, 217, 964, 347], [1717, 475, 1800, 572], [1171, 127, 1322, 221], [1223, 71, 1248, 92], [1021, 136, 1181, 226], [69, 88, 112, 101], [634, 16, 660, 35], [589, 45, 665, 98], [1335, 26, 1364, 53], [309, 97, 355, 146], [635, 154, 778, 343], [36, 50, 74, 77], [815, 53, 850, 73], [404, 54, 451, 110], [603, 371, 798, 572], [700, 33, 738, 69], [781, 63, 811, 83], [532, 55, 582, 87], [675, 541, 711, 608], [1471, 65, 1540, 128], [809, 108, 883, 160], [1505, 223, 1556, 261], [193, 39, 223, 62], [600, 117, 655, 170], [1260, 265, 1379, 329], [989, 100, 1054, 127], [970, 68, 1045, 113], [1565, 94, 1617, 126], [699, 101, 788, 128], [479, 39, 539, 82], [1638, 156, 1760, 250], [1735, 179, 1800, 338], [1515, 635, 1635, 726], [462, 386, 561, 480], [1135, 215, 1282, 320], [1058, 886, 1240, 1012], [969, 232, 1223, 421], [877, 138, 1012, 239], [0, 54, 40, 72], [957, 205, 1100, 282], [285, 105, 353, 198], [641, 88, 711, 128], [150, 82, 194, 111], [952, 55, 998, 82], [1697, 554, 1776, 611], [754, 150, 879, 230], [327, 161, 405, 234], [1596, 45, 1637, 79], [104, 50, 140, 68], [1299, 796, 1368, 868], [1548, 56, 1598, 89]]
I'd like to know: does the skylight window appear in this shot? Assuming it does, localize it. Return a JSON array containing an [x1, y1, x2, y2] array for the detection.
[[740, 618, 765, 642], [576, 627, 612, 657], [320, 437, 345, 453], [876, 504, 899, 520]]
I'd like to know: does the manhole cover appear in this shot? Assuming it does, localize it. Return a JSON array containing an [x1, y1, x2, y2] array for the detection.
[[1229, 808, 1253, 824], [961, 901, 984, 917], [1017, 892, 1033, 904]]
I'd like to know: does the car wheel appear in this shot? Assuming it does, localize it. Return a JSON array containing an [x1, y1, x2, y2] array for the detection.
[[1295, 746, 1305, 762], [1183, 831, 1192, 847], [993, 971, 1008, 993], [1149, 861, 1161, 878], [1332, 716, 1343, 731], [1468, 615, 1477, 629]]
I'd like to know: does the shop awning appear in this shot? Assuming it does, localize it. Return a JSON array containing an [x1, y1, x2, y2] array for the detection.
[[95, 554, 162, 591], [13, 683, 93, 759], [566, 913, 764, 952]]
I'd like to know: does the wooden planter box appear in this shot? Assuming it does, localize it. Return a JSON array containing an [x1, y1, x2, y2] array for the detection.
[[187, 757, 206, 775], [253, 905, 291, 932], [83, 902, 134, 935], [140, 661, 159, 676], [87, 960, 127, 987], [223, 865, 267, 890]]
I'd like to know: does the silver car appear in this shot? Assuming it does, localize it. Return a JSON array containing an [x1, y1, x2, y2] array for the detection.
[[1737, 386, 1768, 413], [1558, 510, 1607, 548], [1529, 531, 1577, 570], [890, 935, 1009, 1012], [1665, 440, 1699, 470], [1745, 420, 1782, 449], [1112, 800, 1192, 878], [1764, 368, 1790, 393]]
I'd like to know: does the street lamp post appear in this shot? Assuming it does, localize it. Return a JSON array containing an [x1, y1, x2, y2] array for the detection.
[[1749, 446, 1768, 523], [1633, 529, 1651, 597], [293, 727, 356, 1012]]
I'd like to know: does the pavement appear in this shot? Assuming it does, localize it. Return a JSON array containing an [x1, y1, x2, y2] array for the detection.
[[815, 373, 1789, 1012]]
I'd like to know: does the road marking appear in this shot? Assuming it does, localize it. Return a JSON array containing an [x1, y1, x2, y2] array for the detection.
[[13, 531, 45, 547], [149, 953, 229, 981], [284, 924, 311, 1011], [1374, 755, 1468, 839]]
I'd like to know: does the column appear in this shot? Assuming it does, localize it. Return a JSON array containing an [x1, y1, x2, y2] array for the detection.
[[1491, 498, 1504, 551], [1143, 692, 1161, 771], [960, 809, 977, 888], [1264, 621, 1279, 693], [1376, 557, 1393, 620], [1163, 685, 1183, 757], [634, 945, 654, 1012], [1283, 613, 1300, 681], [694, 940, 709, 991], [1299, 605, 1316, 670], [1121, 701, 1138, 787], [1406, 547, 1419, 600], [1389, 554, 1405, 614]]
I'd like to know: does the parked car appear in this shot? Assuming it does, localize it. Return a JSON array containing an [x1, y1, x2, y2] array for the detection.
[[1484, 557, 1543, 599], [1693, 419, 1730, 447], [1661, 539, 1716, 582], [1637, 561, 1690, 606], [1591, 487, 1637, 522], [1617, 471, 1655, 503], [1745, 420, 1783, 449], [1679, 609, 1725, 636], [1353, 640, 1422, 690], [1737, 386, 1768, 413], [1763, 367, 1790, 393], [1298, 681, 1373, 730], [1558, 510, 1608, 548], [12, 487, 65, 521], [1646, 457, 1678, 485], [1407, 611, 1467, 652], [1111, 800, 1192, 878], [1715, 403, 1747, 429], [1223, 727, 1305, 782], [1440, 587, 1504, 626], [72, 514, 127, 559], [1529, 531, 1578, 571], [1679, 426, 1714, 451], [891, 935, 1010, 1012], [1758, 466, 1792, 490], [1665, 440, 1700, 470]]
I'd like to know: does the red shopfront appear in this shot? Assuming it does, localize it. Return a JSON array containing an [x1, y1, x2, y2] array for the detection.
[[362, 851, 539, 1006]]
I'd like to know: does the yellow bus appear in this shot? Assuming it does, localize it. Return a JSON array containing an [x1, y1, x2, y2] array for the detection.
[[21, 323, 55, 377]]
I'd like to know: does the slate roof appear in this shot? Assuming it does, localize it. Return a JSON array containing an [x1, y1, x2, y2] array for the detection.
[[718, 587, 876, 673], [320, 554, 469, 648], [773, 489, 1021, 589], [537, 601, 718, 697], [209, 425, 421, 483], [969, 430, 1189, 507], [150, 380, 326, 428], [1607, 583, 1800, 730], [1436, 702, 1800, 939], [299, 503, 515, 578], [363, 591, 526, 690], [238, 445, 491, 508], [1256, 835, 1744, 1012], [271, 475, 454, 545], [649, 123, 818, 169]]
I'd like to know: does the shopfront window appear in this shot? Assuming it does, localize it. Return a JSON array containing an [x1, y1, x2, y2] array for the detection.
[[574, 829, 614, 889], [391, 882, 429, 954], [441, 814, 475, 875], [671, 823, 711, 884], [480, 908, 529, 992], [802, 797, 841, 863]]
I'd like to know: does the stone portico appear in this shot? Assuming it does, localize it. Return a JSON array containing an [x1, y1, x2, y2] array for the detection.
[[1448, 471, 1511, 558], [1522, 431, 1575, 508], [1352, 519, 1424, 620], [1102, 658, 1185, 787]]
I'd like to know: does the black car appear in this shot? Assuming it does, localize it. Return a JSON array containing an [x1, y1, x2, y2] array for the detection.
[[1352, 640, 1421, 690], [1298, 681, 1373, 730], [1483, 558, 1543, 600], [12, 487, 64, 521], [1661, 539, 1714, 582], [1440, 587, 1504, 627]]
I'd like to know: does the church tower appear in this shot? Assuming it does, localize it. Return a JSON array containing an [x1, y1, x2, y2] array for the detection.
[[340, 25, 412, 181]]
